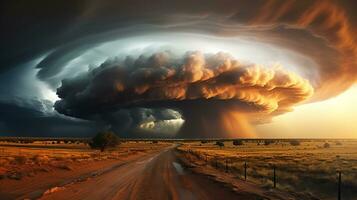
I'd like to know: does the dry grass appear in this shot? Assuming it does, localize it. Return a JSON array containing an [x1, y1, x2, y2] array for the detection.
[[0, 141, 170, 180], [177, 139, 357, 200]]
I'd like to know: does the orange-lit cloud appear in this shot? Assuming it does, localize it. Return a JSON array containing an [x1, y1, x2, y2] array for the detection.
[[55, 51, 313, 138], [250, 0, 357, 100], [2, 0, 356, 138]]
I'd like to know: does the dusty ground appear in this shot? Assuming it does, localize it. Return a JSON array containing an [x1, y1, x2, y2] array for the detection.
[[39, 146, 244, 200], [0, 140, 301, 200], [0, 141, 170, 199], [37, 145, 300, 200]]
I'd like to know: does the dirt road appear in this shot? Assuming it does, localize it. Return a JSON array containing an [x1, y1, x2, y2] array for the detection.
[[39, 146, 245, 200]]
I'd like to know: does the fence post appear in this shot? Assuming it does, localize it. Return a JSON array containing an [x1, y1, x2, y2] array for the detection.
[[225, 159, 228, 172], [273, 166, 276, 188], [338, 171, 341, 200], [244, 162, 247, 181]]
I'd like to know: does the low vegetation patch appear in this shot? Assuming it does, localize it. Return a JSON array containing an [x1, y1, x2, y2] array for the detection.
[[14, 156, 27, 165], [323, 143, 330, 148], [233, 140, 243, 146], [289, 140, 301, 146], [215, 141, 224, 148], [89, 131, 120, 152], [264, 140, 274, 146]]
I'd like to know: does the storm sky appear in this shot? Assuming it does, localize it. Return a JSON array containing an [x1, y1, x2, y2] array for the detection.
[[0, 0, 356, 138]]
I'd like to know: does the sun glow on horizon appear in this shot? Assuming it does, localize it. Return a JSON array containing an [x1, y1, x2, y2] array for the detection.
[[256, 85, 357, 138]]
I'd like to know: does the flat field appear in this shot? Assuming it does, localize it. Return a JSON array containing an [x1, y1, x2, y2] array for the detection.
[[0, 140, 171, 199], [1, 138, 356, 200], [177, 139, 357, 200], [0, 140, 169, 179]]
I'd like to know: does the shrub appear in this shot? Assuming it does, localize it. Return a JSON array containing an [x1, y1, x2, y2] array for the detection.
[[152, 141, 158, 144], [264, 140, 274, 145], [56, 164, 73, 171], [323, 143, 330, 148], [89, 131, 120, 152], [8, 173, 22, 180], [201, 140, 208, 144], [33, 155, 50, 164], [233, 140, 243, 146], [215, 141, 224, 148], [14, 156, 27, 165], [335, 141, 342, 145], [289, 140, 301, 146]]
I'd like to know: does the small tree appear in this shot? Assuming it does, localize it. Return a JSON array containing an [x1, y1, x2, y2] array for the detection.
[[89, 131, 120, 152], [215, 141, 224, 148], [323, 143, 330, 148], [264, 140, 274, 146], [233, 140, 243, 146], [289, 140, 301, 146]]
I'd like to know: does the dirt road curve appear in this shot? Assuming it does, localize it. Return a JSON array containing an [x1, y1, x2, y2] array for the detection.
[[39, 146, 241, 200]]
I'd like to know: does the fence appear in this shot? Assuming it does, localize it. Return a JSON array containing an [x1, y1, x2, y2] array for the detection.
[[180, 148, 353, 200]]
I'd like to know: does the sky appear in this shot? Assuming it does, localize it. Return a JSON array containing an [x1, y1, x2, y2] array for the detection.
[[0, 0, 356, 138], [257, 86, 357, 138]]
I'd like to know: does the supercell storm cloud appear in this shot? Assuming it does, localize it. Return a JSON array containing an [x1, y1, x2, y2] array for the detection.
[[0, 0, 356, 137], [54, 51, 313, 138]]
